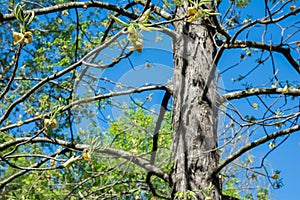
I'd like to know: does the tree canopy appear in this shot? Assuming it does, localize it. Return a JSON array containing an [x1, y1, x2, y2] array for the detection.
[[0, 0, 299, 199]]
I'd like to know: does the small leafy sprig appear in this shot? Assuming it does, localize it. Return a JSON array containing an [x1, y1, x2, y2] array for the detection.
[[110, 9, 160, 53], [14, 3, 35, 32], [186, 0, 220, 22], [43, 105, 63, 130], [13, 3, 35, 45]]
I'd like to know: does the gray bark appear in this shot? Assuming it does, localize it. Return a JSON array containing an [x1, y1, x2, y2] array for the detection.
[[171, 4, 221, 200]]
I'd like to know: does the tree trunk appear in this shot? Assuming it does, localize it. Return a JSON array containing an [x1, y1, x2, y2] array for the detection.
[[171, 4, 221, 200]]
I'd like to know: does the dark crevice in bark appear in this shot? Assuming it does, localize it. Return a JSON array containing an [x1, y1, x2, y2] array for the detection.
[[171, 3, 221, 199]]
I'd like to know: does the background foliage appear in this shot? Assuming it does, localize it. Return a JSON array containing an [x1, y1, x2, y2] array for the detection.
[[0, 0, 299, 199]]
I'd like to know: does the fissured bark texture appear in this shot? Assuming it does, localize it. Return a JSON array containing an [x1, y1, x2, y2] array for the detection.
[[171, 4, 221, 200]]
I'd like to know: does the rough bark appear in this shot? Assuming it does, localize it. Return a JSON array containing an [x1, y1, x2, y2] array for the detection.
[[171, 4, 221, 200]]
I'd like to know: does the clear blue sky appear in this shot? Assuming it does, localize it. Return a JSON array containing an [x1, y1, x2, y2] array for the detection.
[[217, 2, 300, 199], [0, 0, 298, 198], [75, 0, 300, 199]]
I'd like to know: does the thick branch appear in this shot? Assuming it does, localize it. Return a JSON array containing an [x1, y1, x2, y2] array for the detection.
[[147, 91, 171, 196], [103, 148, 170, 183], [0, 85, 171, 132], [2, 1, 138, 22], [220, 40, 300, 74], [66, 85, 170, 111], [0, 137, 170, 184], [223, 87, 300, 101], [0, 137, 82, 151], [150, 91, 171, 165], [212, 124, 300, 177]]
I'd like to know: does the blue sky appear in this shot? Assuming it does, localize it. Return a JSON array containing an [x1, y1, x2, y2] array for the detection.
[[217, 2, 300, 199], [17, 0, 297, 198], [84, 1, 300, 199]]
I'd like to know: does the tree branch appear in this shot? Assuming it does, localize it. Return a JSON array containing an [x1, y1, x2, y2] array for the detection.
[[0, 85, 171, 132], [103, 148, 170, 183], [0, 148, 69, 190], [135, 0, 173, 20], [65, 85, 171, 112], [220, 40, 300, 74], [212, 124, 300, 177], [0, 45, 22, 100], [231, 6, 300, 42], [0, 29, 126, 125], [0, 136, 170, 184], [2, 1, 138, 22], [147, 91, 171, 196], [150, 91, 171, 165], [223, 87, 300, 101]]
